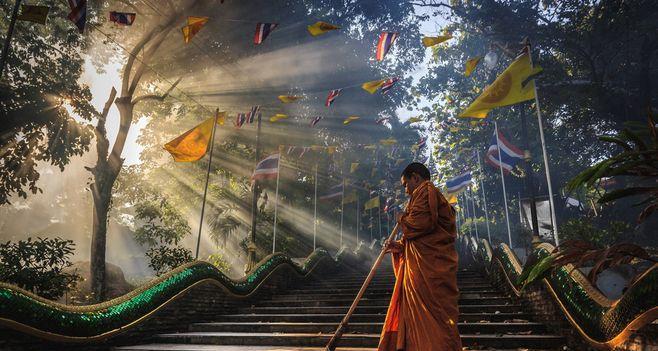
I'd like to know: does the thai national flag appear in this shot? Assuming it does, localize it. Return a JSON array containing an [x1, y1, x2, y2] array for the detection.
[[247, 106, 260, 123], [252, 154, 279, 180], [67, 0, 87, 33], [376, 32, 398, 61], [486, 129, 523, 173], [310, 116, 323, 127], [320, 183, 343, 201], [235, 113, 246, 128], [109, 11, 136, 25], [381, 77, 398, 94], [254, 23, 277, 45], [416, 137, 427, 149], [445, 172, 472, 193], [325, 89, 341, 107]]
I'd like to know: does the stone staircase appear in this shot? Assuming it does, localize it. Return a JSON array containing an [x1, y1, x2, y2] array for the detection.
[[116, 266, 565, 351]]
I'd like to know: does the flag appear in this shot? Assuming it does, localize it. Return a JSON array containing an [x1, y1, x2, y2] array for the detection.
[[254, 23, 277, 44], [17, 5, 49, 24], [376, 32, 398, 61], [67, 0, 87, 33], [182, 16, 208, 44], [416, 137, 427, 149], [364, 196, 380, 210], [216, 111, 226, 125], [407, 117, 422, 124], [343, 116, 360, 125], [343, 190, 357, 204], [320, 183, 343, 201], [446, 193, 458, 204], [380, 77, 398, 94], [459, 51, 543, 118], [380, 138, 397, 145], [362, 79, 386, 94], [422, 35, 452, 47], [109, 11, 136, 25], [375, 117, 390, 125], [465, 56, 482, 77], [327, 146, 336, 154], [164, 117, 219, 162], [286, 146, 296, 155], [445, 172, 472, 193], [299, 146, 310, 158], [270, 113, 288, 122], [486, 129, 523, 173], [246, 106, 260, 123], [325, 89, 342, 107], [310, 116, 323, 127], [278, 95, 302, 103], [235, 113, 246, 128], [307, 21, 340, 36], [350, 163, 359, 173], [252, 154, 280, 180]]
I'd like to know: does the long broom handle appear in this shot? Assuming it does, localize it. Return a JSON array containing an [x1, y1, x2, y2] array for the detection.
[[325, 223, 401, 351]]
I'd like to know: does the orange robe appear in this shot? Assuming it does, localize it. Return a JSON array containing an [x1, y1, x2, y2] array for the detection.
[[378, 180, 461, 351]]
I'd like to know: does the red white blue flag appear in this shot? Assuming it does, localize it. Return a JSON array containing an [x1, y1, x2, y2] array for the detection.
[[235, 113, 246, 128], [325, 89, 342, 107], [247, 106, 261, 123], [310, 116, 323, 127], [381, 77, 398, 94], [109, 11, 136, 25], [376, 32, 398, 61], [416, 137, 427, 149], [67, 0, 86, 33], [252, 154, 279, 180], [486, 129, 523, 173], [254, 23, 277, 45]]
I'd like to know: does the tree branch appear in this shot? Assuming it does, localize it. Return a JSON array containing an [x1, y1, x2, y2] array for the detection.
[[131, 77, 182, 105]]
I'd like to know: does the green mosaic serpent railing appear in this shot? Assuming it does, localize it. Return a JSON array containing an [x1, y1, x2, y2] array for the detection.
[[464, 236, 658, 349], [0, 247, 347, 342]]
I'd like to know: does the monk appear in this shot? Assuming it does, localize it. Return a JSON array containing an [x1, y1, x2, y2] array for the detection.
[[378, 162, 461, 351]]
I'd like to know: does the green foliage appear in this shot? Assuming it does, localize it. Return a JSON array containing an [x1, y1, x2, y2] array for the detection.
[[518, 254, 555, 290], [560, 218, 630, 247], [145, 246, 193, 276], [0, 237, 79, 299], [206, 253, 230, 274]]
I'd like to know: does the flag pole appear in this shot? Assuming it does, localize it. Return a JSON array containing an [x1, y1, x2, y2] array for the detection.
[[377, 203, 382, 239], [313, 163, 318, 251], [477, 151, 492, 243], [272, 151, 281, 254], [463, 192, 471, 236], [356, 196, 360, 249], [527, 42, 559, 246], [495, 121, 513, 248], [339, 177, 345, 250], [247, 113, 263, 272], [0, 0, 22, 79], [195, 109, 219, 259], [470, 186, 479, 240]]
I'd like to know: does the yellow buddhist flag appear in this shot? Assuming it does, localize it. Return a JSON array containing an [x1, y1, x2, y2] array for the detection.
[[380, 138, 397, 145], [350, 162, 359, 173], [364, 145, 377, 150], [307, 21, 340, 36], [446, 193, 458, 204], [407, 117, 422, 124], [343, 116, 360, 125], [182, 16, 208, 44], [364, 196, 380, 210], [327, 146, 337, 154], [343, 191, 357, 204], [278, 95, 303, 103], [164, 117, 217, 162], [422, 35, 452, 47], [17, 5, 49, 25], [311, 145, 324, 151], [270, 113, 288, 122], [459, 51, 542, 118], [449, 126, 460, 132], [464, 56, 482, 77], [216, 111, 226, 125], [361, 79, 386, 94]]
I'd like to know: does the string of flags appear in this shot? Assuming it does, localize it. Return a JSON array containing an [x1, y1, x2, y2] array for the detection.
[[254, 23, 278, 45]]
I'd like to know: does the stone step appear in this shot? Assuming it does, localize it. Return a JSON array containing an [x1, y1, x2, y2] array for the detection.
[[285, 285, 494, 295], [258, 296, 511, 307], [237, 304, 523, 315], [114, 344, 560, 351], [213, 312, 532, 323], [270, 290, 504, 301], [153, 331, 565, 349], [189, 322, 547, 334]]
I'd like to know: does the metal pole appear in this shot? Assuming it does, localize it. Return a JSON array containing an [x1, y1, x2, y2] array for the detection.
[[339, 178, 344, 249], [477, 151, 492, 242], [470, 186, 479, 240], [272, 153, 281, 253], [495, 122, 513, 249], [356, 196, 359, 248], [0, 0, 22, 79], [463, 192, 471, 235], [195, 110, 219, 259], [377, 204, 382, 239], [369, 208, 373, 242], [247, 113, 262, 271], [313, 163, 318, 251], [528, 46, 559, 246], [518, 105, 541, 239]]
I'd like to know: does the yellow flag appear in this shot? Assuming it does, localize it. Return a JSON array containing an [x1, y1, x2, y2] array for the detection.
[[459, 52, 542, 118], [164, 117, 217, 162], [17, 5, 49, 24], [379, 138, 397, 145], [364, 145, 377, 150], [465, 56, 482, 77], [343, 116, 360, 125], [270, 113, 288, 122], [407, 117, 422, 124], [350, 163, 359, 173], [327, 146, 337, 154], [216, 111, 226, 125], [449, 126, 460, 132], [278, 95, 303, 103], [343, 191, 357, 204], [311, 145, 324, 151], [361, 79, 386, 94], [422, 35, 452, 47], [446, 193, 458, 204], [307, 21, 340, 36], [364, 196, 380, 210], [182, 16, 208, 44]]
